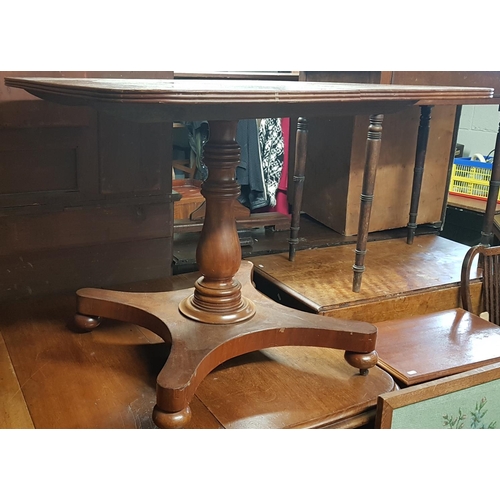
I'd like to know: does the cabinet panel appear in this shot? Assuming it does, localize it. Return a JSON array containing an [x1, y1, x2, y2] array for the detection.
[[98, 113, 171, 195], [0, 71, 175, 299], [0, 127, 79, 194], [300, 71, 457, 235]]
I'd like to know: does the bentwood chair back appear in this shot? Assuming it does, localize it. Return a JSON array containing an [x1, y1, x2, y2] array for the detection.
[[461, 244, 500, 325]]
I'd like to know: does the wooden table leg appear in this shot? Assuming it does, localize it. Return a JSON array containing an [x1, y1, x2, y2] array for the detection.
[[407, 105, 433, 244], [288, 117, 308, 261], [352, 114, 384, 292], [72, 119, 379, 429], [480, 107, 500, 250]]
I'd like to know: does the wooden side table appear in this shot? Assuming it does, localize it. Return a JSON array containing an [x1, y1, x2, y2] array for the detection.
[[4, 77, 493, 428]]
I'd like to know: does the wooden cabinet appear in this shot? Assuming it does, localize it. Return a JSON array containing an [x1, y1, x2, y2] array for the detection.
[[300, 71, 462, 235], [0, 71, 175, 300], [298, 71, 500, 237]]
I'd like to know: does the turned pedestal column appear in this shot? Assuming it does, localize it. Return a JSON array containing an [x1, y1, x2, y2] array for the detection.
[[179, 121, 255, 324]]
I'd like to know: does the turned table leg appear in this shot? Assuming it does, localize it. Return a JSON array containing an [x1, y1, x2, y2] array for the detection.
[[407, 105, 433, 244], [352, 114, 384, 292], [289, 117, 308, 261]]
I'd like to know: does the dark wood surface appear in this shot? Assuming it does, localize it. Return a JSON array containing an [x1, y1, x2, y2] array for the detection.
[[461, 244, 500, 324], [407, 105, 432, 244], [390, 71, 500, 102], [0, 71, 176, 300], [4, 77, 492, 427], [4, 78, 493, 123], [288, 117, 308, 261], [174, 71, 301, 81], [0, 284, 395, 429], [479, 110, 500, 247], [352, 113, 384, 292], [374, 308, 500, 386]]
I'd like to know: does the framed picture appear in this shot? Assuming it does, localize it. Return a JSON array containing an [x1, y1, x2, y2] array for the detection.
[[376, 361, 500, 429]]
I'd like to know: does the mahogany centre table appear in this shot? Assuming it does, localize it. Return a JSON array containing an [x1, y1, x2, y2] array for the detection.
[[4, 77, 493, 428]]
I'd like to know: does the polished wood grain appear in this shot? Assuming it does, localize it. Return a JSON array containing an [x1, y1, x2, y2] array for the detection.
[[73, 261, 379, 427], [297, 71, 494, 293], [374, 308, 500, 386], [4, 78, 493, 123], [173, 211, 290, 234], [317, 285, 482, 324], [177, 121, 256, 324], [196, 345, 395, 429], [0, 294, 221, 429], [0, 289, 394, 429], [173, 179, 204, 220], [251, 234, 481, 314], [4, 77, 492, 426]]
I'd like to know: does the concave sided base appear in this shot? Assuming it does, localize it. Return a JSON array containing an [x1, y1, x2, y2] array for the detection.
[[178, 276, 256, 324], [74, 261, 378, 428]]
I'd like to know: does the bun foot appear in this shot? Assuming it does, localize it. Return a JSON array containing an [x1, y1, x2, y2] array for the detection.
[[72, 313, 102, 333], [153, 405, 192, 429], [344, 350, 378, 376]]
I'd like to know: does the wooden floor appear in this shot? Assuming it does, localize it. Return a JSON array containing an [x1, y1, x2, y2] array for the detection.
[[0, 217, 485, 429]]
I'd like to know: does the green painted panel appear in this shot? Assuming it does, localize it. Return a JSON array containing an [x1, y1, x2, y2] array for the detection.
[[391, 379, 500, 429]]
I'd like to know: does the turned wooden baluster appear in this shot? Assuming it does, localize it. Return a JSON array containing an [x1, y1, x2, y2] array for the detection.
[[288, 117, 308, 261], [407, 105, 433, 244], [352, 114, 384, 292], [179, 120, 256, 324]]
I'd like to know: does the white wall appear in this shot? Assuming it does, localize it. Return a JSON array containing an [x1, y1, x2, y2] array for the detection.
[[457, 104, 499, 158]]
